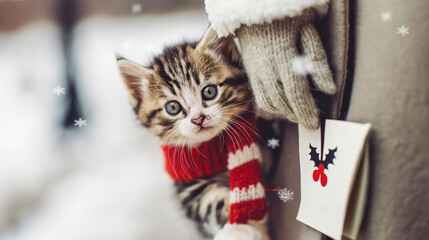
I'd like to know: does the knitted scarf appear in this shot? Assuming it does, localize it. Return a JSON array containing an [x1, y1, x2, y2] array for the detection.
[[161, 113, 269, 224]]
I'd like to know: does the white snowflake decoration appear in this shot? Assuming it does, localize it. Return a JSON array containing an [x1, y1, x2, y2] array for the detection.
[[291, 55, 314, 76], [52, 86, 65, 96], [278, 188, 294, 203], [267, 138, 280, 149], [397, 25, 410, 37], [132, 3, 141, 14], [74, 118, 87, 128], [381, 12, 391, 22]]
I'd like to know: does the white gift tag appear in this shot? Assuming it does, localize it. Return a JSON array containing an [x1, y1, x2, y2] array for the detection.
[[296, 120, 371, 240]]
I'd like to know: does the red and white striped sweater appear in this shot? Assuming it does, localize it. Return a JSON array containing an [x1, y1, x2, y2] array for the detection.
[[161, 113, 269, 224]]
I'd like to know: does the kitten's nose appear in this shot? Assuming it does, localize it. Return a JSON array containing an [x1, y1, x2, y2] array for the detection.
[[191, 116, 205, 126]]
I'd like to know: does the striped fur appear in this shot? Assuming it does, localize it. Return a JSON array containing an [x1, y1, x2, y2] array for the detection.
[[118, 28, 251, 145], [118, 28, 254, 237], [175, 172, 230, 236]]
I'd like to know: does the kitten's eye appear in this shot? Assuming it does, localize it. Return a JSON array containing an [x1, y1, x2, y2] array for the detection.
[[165, 101, 182, 115], [202, 85, 217, 100]]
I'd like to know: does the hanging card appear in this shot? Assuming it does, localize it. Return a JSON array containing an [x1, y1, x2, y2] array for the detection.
[[296, 120, 371, 240]]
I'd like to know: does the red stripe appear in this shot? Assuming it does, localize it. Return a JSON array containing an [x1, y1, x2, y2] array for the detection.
[[229, 198, 269, 224], [229, 159, 263, 190], [162, 139, 228, 181]]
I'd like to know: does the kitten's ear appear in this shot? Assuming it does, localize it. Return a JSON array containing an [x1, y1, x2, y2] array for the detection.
[[196, 27, 240, 63], [117, 59, 153, 109]]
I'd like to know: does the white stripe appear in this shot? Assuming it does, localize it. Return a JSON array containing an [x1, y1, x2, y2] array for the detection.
[[230, 183, 265, 204], [227, 143, 261, 170]]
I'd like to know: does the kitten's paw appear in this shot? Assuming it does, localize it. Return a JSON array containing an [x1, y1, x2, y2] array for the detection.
[[214, 221, 270, 240]]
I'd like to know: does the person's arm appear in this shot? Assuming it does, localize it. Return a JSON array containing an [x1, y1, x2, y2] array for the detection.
[[205, 0, 335, 129]]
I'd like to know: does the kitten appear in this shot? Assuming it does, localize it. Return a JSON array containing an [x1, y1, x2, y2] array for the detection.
[[117, 28, 267, 238]]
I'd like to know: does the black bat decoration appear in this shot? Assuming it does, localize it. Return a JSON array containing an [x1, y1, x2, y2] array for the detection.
[[309, 144, 338, 170]]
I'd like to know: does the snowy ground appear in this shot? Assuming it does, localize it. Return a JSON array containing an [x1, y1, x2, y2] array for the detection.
[[0, 9, 210, 240]]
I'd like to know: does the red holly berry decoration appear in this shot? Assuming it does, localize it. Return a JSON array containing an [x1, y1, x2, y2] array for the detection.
[[313, 164, 328, 187], [309, 144, 337, 187]]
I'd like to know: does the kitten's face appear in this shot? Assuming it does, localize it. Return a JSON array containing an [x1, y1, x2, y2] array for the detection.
[[118, 28, 252, 145]]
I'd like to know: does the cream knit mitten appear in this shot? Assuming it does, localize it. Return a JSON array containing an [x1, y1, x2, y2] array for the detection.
[[237, 9, 336, 129]]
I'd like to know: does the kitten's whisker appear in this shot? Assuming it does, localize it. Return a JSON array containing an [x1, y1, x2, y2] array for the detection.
[[223, 117, 254, 145], [187, 142, 204, 177], [225, 120, 248, 149], [178, 136, 195, 181], [214, 124, 226, 148], [222, 114, 264, 142], [217, 115, 259, 142], [217, 105, 262, 141], [222, 121, 240, 151], [163, 129, 187, 184]]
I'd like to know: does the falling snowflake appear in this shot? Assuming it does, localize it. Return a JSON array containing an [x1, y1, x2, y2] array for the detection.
[[381, 12, 391, 22], [397, 25, 410, 36], [278, 188, 294, 203], [122, 41, 130, 50], [291, 55, 314, 75], [145, 44, 154, 52], [132, 3, 141, 14], [52, 86, 65, 96], [74, 118, 87, 128], [267, 138, 280, 149]]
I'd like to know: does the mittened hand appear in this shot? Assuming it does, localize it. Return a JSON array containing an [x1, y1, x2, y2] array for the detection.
[[236, 9, 336, 129]]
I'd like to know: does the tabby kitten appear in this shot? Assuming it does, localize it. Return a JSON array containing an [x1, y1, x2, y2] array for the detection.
[[117, 29, 253, 237]]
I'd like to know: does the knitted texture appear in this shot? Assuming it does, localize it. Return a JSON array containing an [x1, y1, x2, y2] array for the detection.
[[237, 9, 336, 129], [162, 113, 269, 224]]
